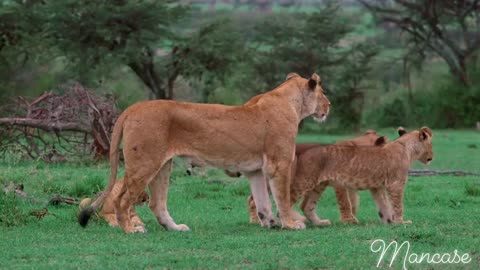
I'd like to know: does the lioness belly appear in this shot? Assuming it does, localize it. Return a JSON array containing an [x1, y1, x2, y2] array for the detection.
[[181, 155, 263, 173]]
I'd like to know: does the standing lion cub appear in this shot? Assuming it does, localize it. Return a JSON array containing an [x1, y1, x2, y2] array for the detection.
[[247, 130, 388, 225], [292, 127, 433, 224]]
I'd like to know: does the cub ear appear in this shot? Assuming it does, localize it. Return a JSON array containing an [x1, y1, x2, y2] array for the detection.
[[365, 129, 377, 135], [286, 72, 300, 80], [397, 127, 407, 137], [419, 126, 432, 141], [308, 73, 320, 90], [374, 136, 387, 146]]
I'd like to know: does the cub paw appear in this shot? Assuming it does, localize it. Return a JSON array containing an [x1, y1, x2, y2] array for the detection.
[[282, 220, 306, 230], [133, 226, 147, 233], [341, 216, 359, 224], [171, 224, 190, 231], [124, 226, 147, 234], [312, 219, 332, 226], [291, 211, 307, 222]]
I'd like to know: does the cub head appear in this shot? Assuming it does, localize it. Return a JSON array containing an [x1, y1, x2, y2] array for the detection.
[[399, 126, 434, 164], [290, 73, 330, 122], [417, 127, 433, 164]]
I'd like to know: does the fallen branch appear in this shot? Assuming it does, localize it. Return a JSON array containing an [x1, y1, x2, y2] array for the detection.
[[0, 118, 90, 133], [409, 169, 480, 177]]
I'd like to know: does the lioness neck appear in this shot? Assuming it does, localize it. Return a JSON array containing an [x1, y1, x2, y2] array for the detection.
[[258, 78, 305, 124]]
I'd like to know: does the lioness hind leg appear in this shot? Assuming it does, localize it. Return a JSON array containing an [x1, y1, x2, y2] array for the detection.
[[148, 160, 189, 231], [301, 182, 331, 226]]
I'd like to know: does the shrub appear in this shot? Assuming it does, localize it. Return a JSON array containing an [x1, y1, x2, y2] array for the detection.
[[68, 176, 104, 198], [0, 193, 28, 227]]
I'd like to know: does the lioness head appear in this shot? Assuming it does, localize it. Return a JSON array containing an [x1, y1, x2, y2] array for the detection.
[[292, 73, 330, 122], [399, 126, 434, 164]]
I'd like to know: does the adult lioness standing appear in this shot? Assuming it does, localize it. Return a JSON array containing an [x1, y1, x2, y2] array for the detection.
[[79, 73, 330, 233]]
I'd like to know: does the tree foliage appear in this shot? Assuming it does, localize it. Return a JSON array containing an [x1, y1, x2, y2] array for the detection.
[[360, 0, 480, 86], [250, 3, 377, 130]]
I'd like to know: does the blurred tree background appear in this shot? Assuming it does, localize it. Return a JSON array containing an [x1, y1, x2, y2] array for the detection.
[[1, 0, 479, 132]]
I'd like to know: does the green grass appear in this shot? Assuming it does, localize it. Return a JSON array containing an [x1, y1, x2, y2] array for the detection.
[[0, 129, 479, 269]]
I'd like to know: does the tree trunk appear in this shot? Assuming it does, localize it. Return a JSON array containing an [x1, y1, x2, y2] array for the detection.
[[128, 48, 169, 100]]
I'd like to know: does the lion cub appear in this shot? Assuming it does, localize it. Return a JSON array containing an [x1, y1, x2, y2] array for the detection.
[[79, 179, 149, 227], [248, 130, 387, 225], [292, 127, 433, 224]]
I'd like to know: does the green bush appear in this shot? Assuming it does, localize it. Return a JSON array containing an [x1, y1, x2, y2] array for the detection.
[[364, 68, 480, 128], [68, 176, 104, 198], [0, 193, 28, 227]]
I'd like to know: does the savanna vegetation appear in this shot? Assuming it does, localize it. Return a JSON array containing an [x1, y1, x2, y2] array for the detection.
[[1, 1, 480, 269], [1, 130, 479, 269]]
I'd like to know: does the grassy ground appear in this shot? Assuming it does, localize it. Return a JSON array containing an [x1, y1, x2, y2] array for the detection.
[[0, 129, 479, 269]]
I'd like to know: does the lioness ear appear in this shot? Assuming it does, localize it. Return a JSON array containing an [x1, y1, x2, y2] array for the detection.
[[286, 72, 300, 80], [374, 136, 387, 146], [419, 126, 432, 141], [397, 127, 407, 137], [308, 73, 320, 90]]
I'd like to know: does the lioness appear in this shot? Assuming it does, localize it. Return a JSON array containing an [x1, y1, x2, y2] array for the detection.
[[79, 73, 330, 233], [247, 130, 388, 225], [79, 179, 149, 227], [292, 127, 433, 224]]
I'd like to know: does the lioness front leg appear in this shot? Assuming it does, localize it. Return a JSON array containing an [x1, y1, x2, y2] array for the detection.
[[148, 160, 190, 231], [266, 160, 306, 230], [370, 187, 393, 224], [246, 172, 278, 228], [386, 181, 411, 224], [301, 182, 331, 226]]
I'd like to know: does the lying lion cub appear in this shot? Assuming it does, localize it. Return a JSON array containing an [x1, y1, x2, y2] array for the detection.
[[292, 127, 433, 224], [79, 179, 149, 227], [247, 130, 387, 225]]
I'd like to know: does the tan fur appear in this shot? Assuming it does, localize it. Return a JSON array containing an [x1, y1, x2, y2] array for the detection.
[[80, 73, 330, 233], [292, 127, 433, 224], [248, 130, 387, 225], [79, 179, 149, 227]]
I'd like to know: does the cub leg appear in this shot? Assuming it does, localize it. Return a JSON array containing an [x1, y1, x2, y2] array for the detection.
[[246, 172, 278, 228], [247, 195, 260, 224], [333, 183, 358, 224], [113, 176, 148, 233], [386, 180, 411, 224], [369, 187, 393, 224], [300, 182, 331, 226], [130, 206, 145, 227], [148, 160, 190, 231], [348, 189, 360, 216]]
